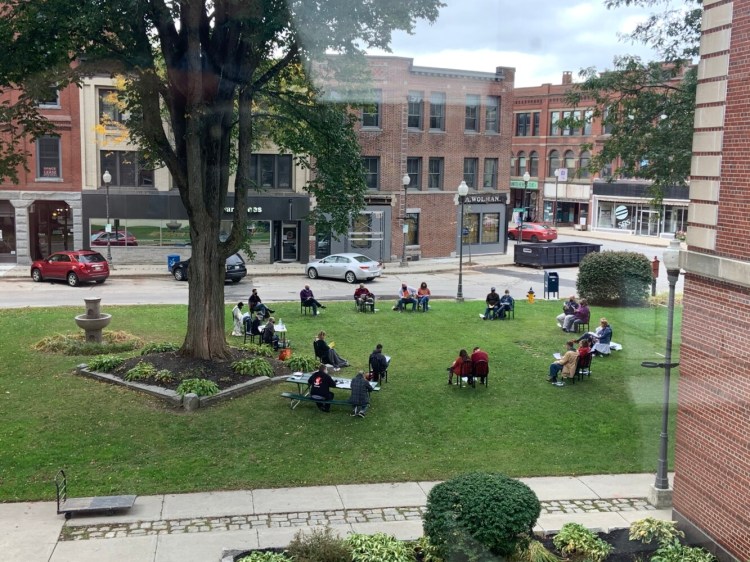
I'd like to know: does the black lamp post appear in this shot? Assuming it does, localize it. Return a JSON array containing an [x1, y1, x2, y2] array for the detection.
[[400, 173, 411, 266], [102, 170, 113, 267], [456, 180, 469, 301], [518, 171, 531, 244], [642, 237, 681, 506]]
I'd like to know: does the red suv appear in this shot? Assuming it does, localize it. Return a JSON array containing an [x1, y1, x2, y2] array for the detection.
[[31, 250, 110, 287]]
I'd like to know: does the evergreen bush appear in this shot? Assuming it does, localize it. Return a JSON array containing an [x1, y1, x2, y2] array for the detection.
[[577, 251, 652, 306], [423, 472, 540, 561]]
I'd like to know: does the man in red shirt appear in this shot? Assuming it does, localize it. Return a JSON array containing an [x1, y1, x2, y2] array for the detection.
[[471, 346, 489, 385]]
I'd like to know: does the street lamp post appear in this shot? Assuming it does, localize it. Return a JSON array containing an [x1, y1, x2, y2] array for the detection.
[[518, 171, 531, 244], [456, 180, 469, 301], [642, 237, 682, 508], [102, 170, 113, 267], [400, 173, 411, 266]]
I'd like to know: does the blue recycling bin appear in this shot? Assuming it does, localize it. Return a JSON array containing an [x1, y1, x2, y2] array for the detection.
[[167, 254, 181, 272]]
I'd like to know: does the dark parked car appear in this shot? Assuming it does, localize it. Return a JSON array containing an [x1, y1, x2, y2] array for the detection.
[[30, 250, 110, 287], [171, 253, 247, 283]]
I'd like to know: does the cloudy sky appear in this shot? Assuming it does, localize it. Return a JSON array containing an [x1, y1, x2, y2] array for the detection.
[[369, 0, 684, 87]]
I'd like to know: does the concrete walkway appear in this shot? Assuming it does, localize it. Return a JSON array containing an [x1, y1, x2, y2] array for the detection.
[[0, 227, 670, 280], [1, 473, 673, 562]]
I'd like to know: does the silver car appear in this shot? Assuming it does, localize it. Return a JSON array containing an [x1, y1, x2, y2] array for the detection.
[[305, 253, 382, 283]]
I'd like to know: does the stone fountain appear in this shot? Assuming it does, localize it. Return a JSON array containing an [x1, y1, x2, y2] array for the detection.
[[74, 298, 112, 343]]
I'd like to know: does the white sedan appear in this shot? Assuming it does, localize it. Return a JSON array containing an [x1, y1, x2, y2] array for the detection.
[[305, 253, 382, 283]]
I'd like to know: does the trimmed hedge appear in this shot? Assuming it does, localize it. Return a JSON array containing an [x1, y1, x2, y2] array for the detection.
[[577, 251, 652, 306], [423, 472, 540, 561]]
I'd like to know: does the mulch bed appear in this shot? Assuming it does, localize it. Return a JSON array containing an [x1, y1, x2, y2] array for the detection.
[[112, 349, 293, 391]]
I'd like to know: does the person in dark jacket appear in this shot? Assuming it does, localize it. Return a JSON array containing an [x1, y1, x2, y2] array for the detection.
[[261, 317, 279, 349], [248, 288, 274, 318], [482, 287, 500, 319], [244, 312, 263, 340], [313, 331, 349, 370], [307, 364, 337, 412], [368, 344, 389, 382], [348, 371, 374, 418]]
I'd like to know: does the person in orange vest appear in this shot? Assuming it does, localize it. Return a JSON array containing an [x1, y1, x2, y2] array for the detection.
[[393, 283, 418, 312]]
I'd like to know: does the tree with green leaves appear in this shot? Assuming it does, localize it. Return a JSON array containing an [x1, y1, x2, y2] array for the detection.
[[565, 0, 702, 199], [0, 0, 443, 359]]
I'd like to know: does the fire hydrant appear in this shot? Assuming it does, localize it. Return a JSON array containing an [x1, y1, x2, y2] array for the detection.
[[527, 287, 535, 304]]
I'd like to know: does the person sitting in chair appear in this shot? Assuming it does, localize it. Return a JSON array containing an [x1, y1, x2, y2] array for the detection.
[[348, 371, 374, 418], [313, 331, 349, 370], [447, 349, 469, 385], [557, 295, 578, 328], [394, 283, 418, 312], [498, 289, 514, 319], [576, 318, 613, 356], [563, 298, 589, 332], [261, 317, 279, 349], [244, 311, 263, 340], [470, 346, 489, 385], [481, 287, 500, 320], [417, 282, 431, 311], [300, 285, 326, 316], [231, 302, 245, 336], [353, 284, 375, 311], [308, 364, 337, 412], [549, 340, 578, 386], [368, 343, 389, 382], [248, 288, 274, 318]]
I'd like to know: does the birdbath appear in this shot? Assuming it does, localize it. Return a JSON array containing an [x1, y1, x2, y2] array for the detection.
[[74, 298, 112, 343]]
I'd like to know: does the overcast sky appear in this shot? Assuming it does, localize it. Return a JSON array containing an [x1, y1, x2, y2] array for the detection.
[[369, 0, 684, 87]]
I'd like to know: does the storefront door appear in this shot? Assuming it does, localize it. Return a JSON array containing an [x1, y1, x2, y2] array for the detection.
[[281, 224, 298, 261], [638, 210, 660, 236]]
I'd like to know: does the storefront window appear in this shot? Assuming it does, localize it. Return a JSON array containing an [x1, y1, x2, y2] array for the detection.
[[597, 202, 635, 230], [481, 213, 500, 243], [462, 213, 479, 244], [0, 201, 16, 260]]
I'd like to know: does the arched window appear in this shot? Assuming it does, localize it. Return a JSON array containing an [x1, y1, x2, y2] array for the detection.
[[548, 150, 560, 177], [564, 150, 575, 177], [579, 151, 591, 178], [516, 151, 526, 176], [528, 151, 539, 177]]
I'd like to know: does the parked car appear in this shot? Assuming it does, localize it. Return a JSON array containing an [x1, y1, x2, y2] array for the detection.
[[171, 253, 247, 283], [30, 250, 110, 287], [91, 231, 138, 246], [508, 223, 558, 242], [305, 253, 382, 283]]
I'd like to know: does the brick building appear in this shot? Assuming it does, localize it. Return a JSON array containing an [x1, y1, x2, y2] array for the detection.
[[319, 56, 515, 262], [0, 83, 83, 264], [673, 1, 750, 560]]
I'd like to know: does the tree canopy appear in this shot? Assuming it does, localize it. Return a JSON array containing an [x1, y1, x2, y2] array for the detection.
[[566, 0, 701, 198], [0, 0, 444, 359]]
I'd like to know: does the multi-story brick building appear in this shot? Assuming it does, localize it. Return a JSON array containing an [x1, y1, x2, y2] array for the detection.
[[673, 1, 750, 560], [512, 73, 689, 237], [0, 83, 83, 264], [321, 56, 514, 262]]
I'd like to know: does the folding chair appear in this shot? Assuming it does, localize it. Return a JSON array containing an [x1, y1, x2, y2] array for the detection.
[[473, 359, 489, 387], [301, 300, 314, 315], [457, 359, 474, 388], [574, 352, 593, 381]]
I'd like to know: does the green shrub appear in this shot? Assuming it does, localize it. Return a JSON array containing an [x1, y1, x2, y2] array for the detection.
[[286, 527, 351, 562], [33, 331, 142, 355], [651, 540, 716, 562], [236, 552, 290, 562], [423, 472, 541, 561], [552, 523, 613, 562], [577, 251, 652, 306], [514, 540, 560, 562], [410, 536, 444, 562], [232, 358, 273, 377], [153, 369, 175, 383], [140, 342, 180, 355], [176, 378, 219, 397], [237, 343, 274, 357], [286, 353, 319, 373], [87, 354, 125, 373], [124, 361, 158, 381], [346, 532, 411, 562], [629, 517, 684, 546]]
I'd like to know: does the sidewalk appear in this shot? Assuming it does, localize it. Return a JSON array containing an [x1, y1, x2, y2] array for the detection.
[[1, 473, 672, 562], [0, 227, 669, 280]]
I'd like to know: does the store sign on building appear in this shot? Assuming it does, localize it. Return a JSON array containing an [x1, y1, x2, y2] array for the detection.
[[464, 193, 507, 204], [509, 180, 538, 189], [223, 206, 263, 214]]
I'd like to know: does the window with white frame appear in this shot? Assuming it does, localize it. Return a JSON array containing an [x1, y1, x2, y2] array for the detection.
[[361, 89, 381, 128], [429, 92, 446, 131], [362, 157, 380, 189], [407, 91, 423, 129], [37, 136, 61, 179], [465, 94, 480, 132], [485, 96, 500, 133], [37, 87, 60, 108]]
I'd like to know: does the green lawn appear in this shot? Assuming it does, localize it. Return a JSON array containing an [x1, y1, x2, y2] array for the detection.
[[0, 299, 680, 501]]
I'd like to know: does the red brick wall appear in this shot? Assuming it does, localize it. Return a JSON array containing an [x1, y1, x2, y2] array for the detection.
[[0, 82, 82, 192], [356, 57, 513, 258]]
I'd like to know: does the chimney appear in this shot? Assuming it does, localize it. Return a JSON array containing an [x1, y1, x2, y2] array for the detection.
[[562, 71, 572, 85]]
